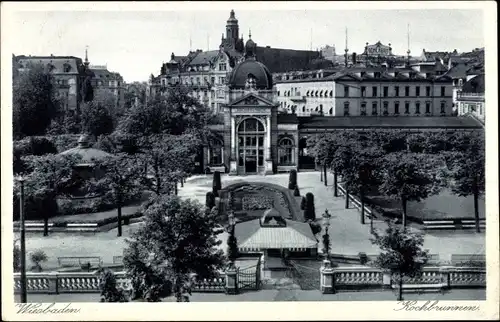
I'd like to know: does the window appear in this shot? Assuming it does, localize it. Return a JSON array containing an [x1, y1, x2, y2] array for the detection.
[[415, 102, 421, 114], [426, 86, 431, 97], [329, 108, 333, 115], [306, 90, 309, 97], [405, 86, 410, 96], [319, 104, 323, 113], [372, 86, 377, 97], [425, 102, 431, 114], [360, 102, 367, 116], [405, 102, 410, 114], [197, 77, 201, 85], [315, 90, 319, 97], [395, 86, 400, 97], [458, 79, 463, 86], [372, 102, 378, 115], [416, 86, 420, 97], [320, 90, 323, 98], [219, 63, 227, 71], [219, 77, 226, 84], [329, 90, 333, 97], [441, 86, 446, 97], [211, 77, 215, 84], [211, 102, 215, 110], [277, 91, 280, 96], [343, 102, 350, 116], [344, 85, 349, 97], [440, 101, 446, 114], [383, 101, 389, 116], [302, 106, 305, 112], [278, 138, 294, 166], [361, 86, 366, 97], [394, 101, 400, 115], [383, 86, 389, 97], [63, 64, 72, 73]]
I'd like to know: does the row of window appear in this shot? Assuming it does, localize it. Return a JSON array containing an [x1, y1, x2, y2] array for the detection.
[[358, 85, 447, 98], [345, 101, 447, 116], [279, 89, 332, 98], [162, 76, 226, 87]]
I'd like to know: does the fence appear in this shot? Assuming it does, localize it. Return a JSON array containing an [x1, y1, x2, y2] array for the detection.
[[336, 183, 375, 221], [423, 219, 486, 230], [320, 265, 486, 293]]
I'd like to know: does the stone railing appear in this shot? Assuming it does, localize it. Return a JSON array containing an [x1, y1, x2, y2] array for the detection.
[[320, 262, 486, 294]]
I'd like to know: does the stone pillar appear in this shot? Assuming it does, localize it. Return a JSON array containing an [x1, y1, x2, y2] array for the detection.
[[47, 272, 59, 294], [320, 260, 335, 294], [225, 267, 239, 295], [382, 272, 392, 289], [229, 116, 237, 175], [440, 266, 451, 290]]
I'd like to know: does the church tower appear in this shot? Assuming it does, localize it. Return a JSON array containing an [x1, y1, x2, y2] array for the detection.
[[226, 9, 239, 49]]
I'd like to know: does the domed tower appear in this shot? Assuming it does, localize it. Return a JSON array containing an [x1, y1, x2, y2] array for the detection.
[[226, 9, 239, 49]]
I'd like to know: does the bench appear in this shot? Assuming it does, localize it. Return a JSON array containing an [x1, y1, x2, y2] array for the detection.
[[392, 284, 444, 293], [58, 257, 102, 268]]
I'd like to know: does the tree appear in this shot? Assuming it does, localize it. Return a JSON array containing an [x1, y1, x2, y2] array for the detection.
[[342, 145, 384, 224], [98, 269, 129, 302], [303, 192, 316, 221], [139, 134, 200, 196], [205, 191, 216, 210], [288, 169, 297, 189], [378, 152, 443, 228], [118, 86, 211, 136], [92, 154, 142, 237], [14, 243, 21, 272], [370, 221, 429, 301], [15, 154, 82, 236], [80, 100, 115, 139], [123, 195, 224, 302], [445, 131, 485, 232], [13, 63, 60, 138]]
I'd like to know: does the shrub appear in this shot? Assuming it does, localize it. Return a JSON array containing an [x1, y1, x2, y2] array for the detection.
[[13, 191, 59, 222], [52, 134, 81, 153], [205, 191, 215, 210], [28, 136, 58, 155], [303, 192, 316, 221], [30, 250, 48, 271], [213, 171, 222, 193], [308, 220, 322, 235], [99, 269, 129, 302], [293, 185, 300, 197], [288, 169, 297, 189], [358, 252, 368, 265], [300, 196, 306, 210]]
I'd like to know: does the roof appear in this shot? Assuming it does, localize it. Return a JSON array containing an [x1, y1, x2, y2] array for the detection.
[[187, 50, 220, 65], [91, 68, 123, 80], [59, 136, 112, 163], [228, 58, 273, 90], [277, 113, 299, 124], [234, 218, 317, 251], [14, 55, 83, 74], [444, 63, 470, 79], [255, 46, 321, 73], [298, 116, 484, 129], [461, 74, 485, 93]]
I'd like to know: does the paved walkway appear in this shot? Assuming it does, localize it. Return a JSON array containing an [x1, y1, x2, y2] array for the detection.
[[14, 288, 485, 303], [15, 172, 484, 270]]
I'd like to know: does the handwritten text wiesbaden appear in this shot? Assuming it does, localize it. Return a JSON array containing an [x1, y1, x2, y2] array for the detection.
[[16, 303, 81, 314]]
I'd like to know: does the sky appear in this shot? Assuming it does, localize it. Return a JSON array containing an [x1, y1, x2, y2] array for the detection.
[[6, 2, 485, 83]]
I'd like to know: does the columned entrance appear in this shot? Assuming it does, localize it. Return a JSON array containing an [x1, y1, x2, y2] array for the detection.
[[237, 118, 266, 174]]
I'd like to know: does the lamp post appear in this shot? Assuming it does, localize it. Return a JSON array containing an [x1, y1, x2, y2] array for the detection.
[[322, 209, 331, 259], [17, 176, 27, 303]]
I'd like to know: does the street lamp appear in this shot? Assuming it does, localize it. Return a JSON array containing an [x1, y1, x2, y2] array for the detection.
[[322, 209, 331, 259], [16, 176, 27, 303]]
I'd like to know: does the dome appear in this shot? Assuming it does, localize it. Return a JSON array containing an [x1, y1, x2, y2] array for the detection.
[[59, 134, 112, 164], [228, 59, 273, 90]]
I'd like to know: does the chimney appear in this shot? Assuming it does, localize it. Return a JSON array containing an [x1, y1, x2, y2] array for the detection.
[[352, 52, 357, 65]]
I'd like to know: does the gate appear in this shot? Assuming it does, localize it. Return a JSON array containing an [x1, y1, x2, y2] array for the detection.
[[287, 260, 321, 290], [237, 257, 261, 290]]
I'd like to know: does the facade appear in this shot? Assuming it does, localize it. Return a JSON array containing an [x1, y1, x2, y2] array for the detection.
[[275, 67, 455, 117], [12, 54, 88, 112], [89, 64, 125, 110], [148, 10, 320, 113], [201, 36, 483, 175], [456, 74, 485, 124]]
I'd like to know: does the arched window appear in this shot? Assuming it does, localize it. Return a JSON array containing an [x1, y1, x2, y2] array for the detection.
[[329, 108, 333, 115], [306, 90, 310, 97], [319, 90, 323, 97], [330, 90, 333, 97], [315, 90, 319, 97], [319, 104, 323, 113], [237, 118, 265, 169], [209, 138, 224, 165], [302, 106, 306, 112], [278, 137, 295, 166]]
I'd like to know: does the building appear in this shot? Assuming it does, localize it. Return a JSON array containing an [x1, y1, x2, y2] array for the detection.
[[456, 74, 485, 124], [88, 64, 125, 110], [200, 36, 483, 175], [148, 10, 321, 113], [320, 45, 336, 62], [12, 54, 89, 113], [275, 66, 455, 117]]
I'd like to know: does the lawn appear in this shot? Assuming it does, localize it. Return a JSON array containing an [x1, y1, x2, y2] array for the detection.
[[360, 185, 485, 222]]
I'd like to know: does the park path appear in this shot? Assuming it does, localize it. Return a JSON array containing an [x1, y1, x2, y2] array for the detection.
[[15, 172, 484, 270]]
